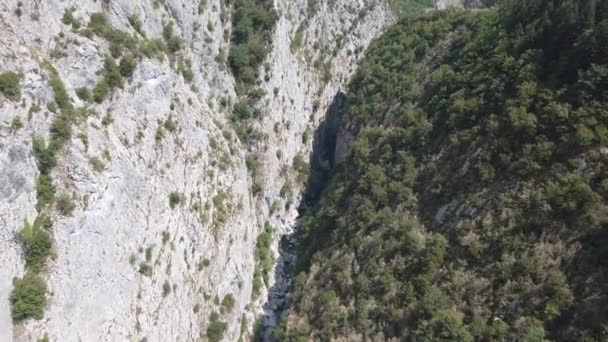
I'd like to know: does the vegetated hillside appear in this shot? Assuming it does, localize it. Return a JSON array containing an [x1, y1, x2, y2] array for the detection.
[[276, 0, 608, 341], [0, 0, 395, 340]]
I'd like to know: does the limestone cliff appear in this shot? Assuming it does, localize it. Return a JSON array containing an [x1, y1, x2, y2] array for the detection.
[[0, 0, 394, 341]]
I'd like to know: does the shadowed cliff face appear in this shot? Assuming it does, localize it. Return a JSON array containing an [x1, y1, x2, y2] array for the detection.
[[303, 91, 346, 205]]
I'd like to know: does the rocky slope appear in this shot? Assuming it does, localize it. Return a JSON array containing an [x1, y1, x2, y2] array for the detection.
[[0, 0, 398, 341]]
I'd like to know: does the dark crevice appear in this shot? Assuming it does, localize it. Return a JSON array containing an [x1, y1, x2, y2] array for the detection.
[[302, 91, 346, 207], [258, 91, 347, 341]]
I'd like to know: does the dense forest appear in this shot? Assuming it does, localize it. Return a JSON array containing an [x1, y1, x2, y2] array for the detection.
[[275, 0, 608, 340]]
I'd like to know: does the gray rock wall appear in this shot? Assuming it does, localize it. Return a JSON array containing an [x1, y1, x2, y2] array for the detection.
[[0, 0, 394, 341]]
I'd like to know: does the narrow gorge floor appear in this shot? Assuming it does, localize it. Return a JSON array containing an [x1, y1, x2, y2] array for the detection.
[[260, 227, 298, 341]]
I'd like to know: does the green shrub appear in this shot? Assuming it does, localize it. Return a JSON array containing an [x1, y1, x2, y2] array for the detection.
[[228, 45, 252, 77], [221, 294, 235, 313], [252, 182, 262, 196], [387, 0, 433, 15], [227, 0, 277, 95], [232, 100, 260, 120], [155, 126, 165, 144], [279, 181, 292, 198], [141, 38, 167, 58], [29, 102, 41, 114], [128, 15, 145, 37], [10, 273, 47, 321], [0, 71, 21, 100], [87, 13, 108, 35], [75, 87, 90, 101], [92, 80, 110, 103], [245, 154, 260, 175], [163, 117, 177, 133], [32, 137, 57, 175], [11, 116, 23, 132], [252, 222, 273, 298], [102, 56, 122, 88], [61, 8, 74, 25], [40, 65, 74, 170], [145, 246, 153, 261], [36, 175, 55, 208], [198, 258, 211, 271], [521, 318, 548, 341], [101, 112, 113, 127], [169, 192, 182, 209], [61, 7, 80, 29], [415, 309, 473, 341], [119, 54, 136, 77], [91, 56, 124, 103], [56, 193, 76, 216], [162, 22, 182, 53], [18, 218, 52, 273], [207, 312, 227, 342], [162, 281, 171, 297], [47, 68, 72, 113], [270, 199, 281, 213], [49, 114, 72, 147], [292, 153, 309, 183], [46, 102, 57, 113], [87, 13, 138, 56], [178, 60, 194, 82], [107, 29, 137, 52], [547, 173, 600, 217], [89, 157, 105, 172], [161, 231, 170, 245], [290, 24, 305, 51], [139, 263, 152, 276]]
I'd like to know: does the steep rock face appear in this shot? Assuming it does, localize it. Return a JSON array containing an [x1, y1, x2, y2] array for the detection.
[[0, 0, 393, 341], [434, 0, 495, 9]]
